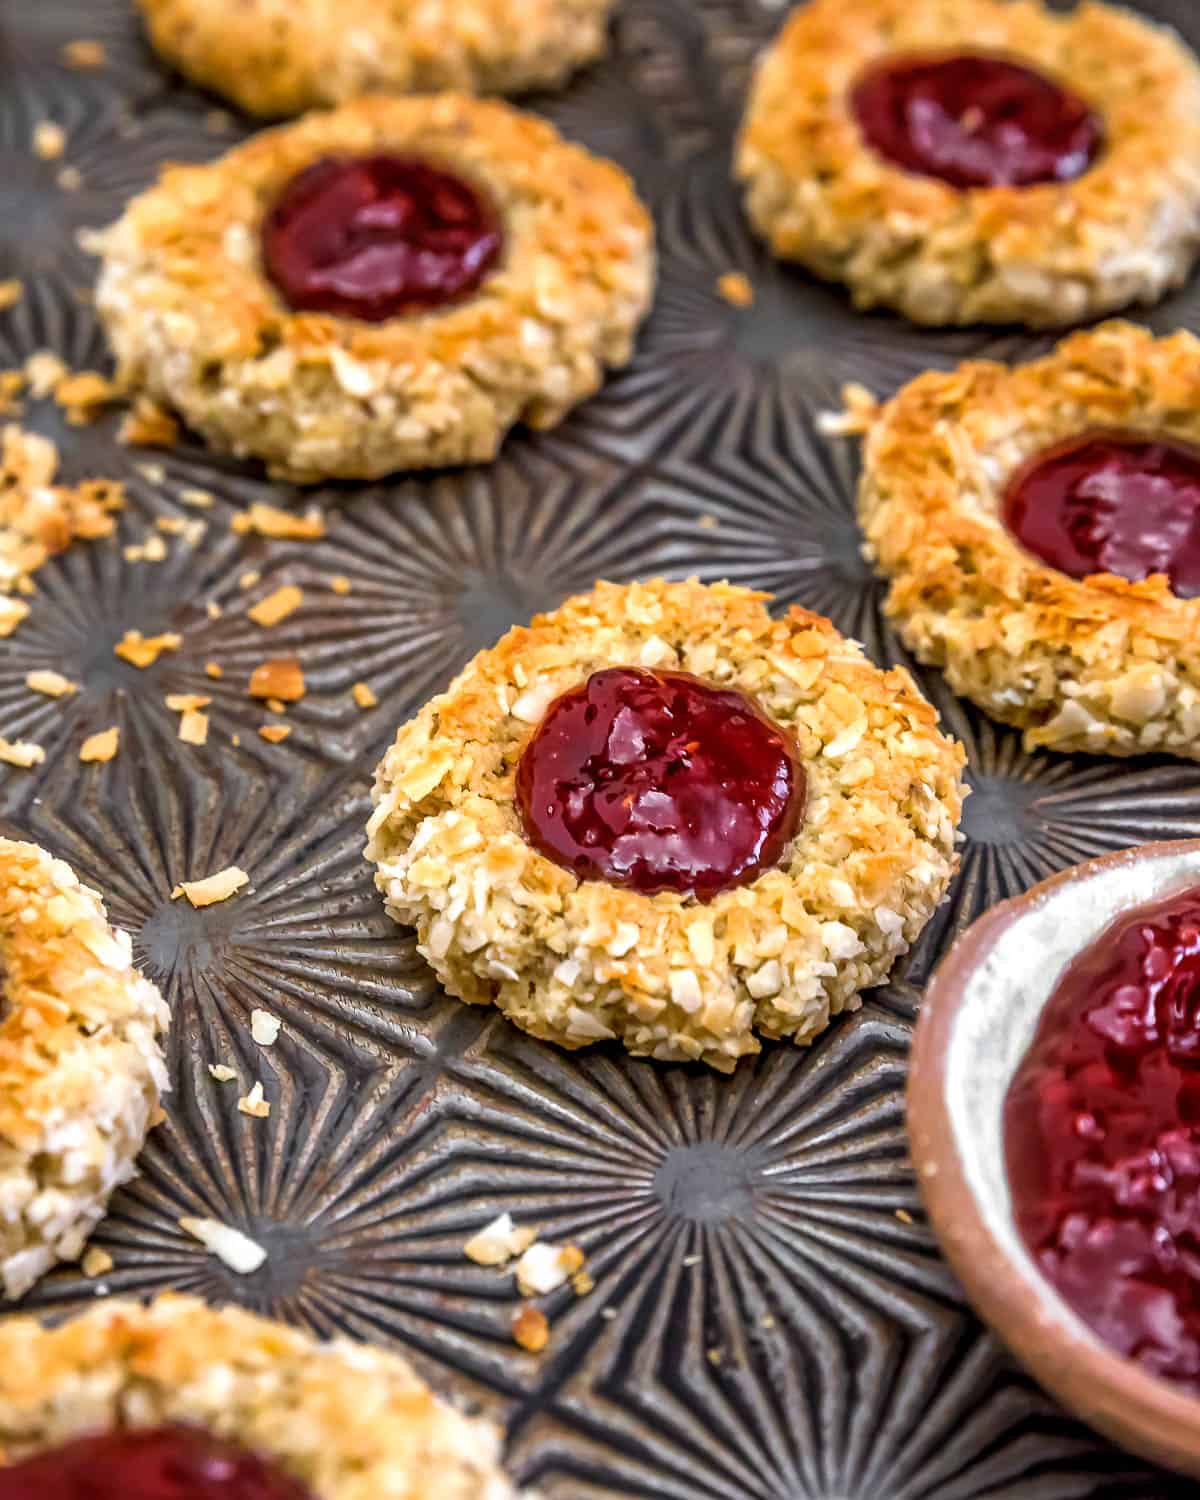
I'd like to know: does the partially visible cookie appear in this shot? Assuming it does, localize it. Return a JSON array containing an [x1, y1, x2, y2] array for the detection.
[[0, 838, 168, 1299], [736, 0, 1200, 327], [366, 578, 965, 1072], [857, 322, 1200, 758], [95, 96, 655, 482], [137, 0, 613, 116], [0, 1295, 519, 1499]]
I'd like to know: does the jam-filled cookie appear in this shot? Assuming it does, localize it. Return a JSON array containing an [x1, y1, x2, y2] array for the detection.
[[0, 1295, 519, 1498], [136, 0, 613, 117], [857, 322, 1200, 758], [366, 578, 965, 1072], [95, 96, 654, 482], [735, 0, 1200, 327], [0, 838, 168, 1300]]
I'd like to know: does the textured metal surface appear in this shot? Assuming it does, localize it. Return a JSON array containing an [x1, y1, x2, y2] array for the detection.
[[1, 0, 1200, 1494]]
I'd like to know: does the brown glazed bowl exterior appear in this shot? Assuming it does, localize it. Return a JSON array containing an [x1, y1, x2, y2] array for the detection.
[[908, 840, 1200, 1477]]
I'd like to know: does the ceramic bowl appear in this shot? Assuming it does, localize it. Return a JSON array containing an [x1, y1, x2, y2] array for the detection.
[[908, 839, 1200, 1476]]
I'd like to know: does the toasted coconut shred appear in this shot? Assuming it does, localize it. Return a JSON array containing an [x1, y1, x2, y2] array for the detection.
[[0, 1296, 521, 1498], [0, 839, 169, 1298]]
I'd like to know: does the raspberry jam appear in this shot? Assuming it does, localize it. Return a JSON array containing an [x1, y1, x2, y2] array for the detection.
[[1005, 888, 1200, 1391], [1003, 431, 1200, 598], [850, 54, 1103, 189], [0, 1425, 315, 1500], [262, 154, 502, 322], [516, 668, 805, 900]]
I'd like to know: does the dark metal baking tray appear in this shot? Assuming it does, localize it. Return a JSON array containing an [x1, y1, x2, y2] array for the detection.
[[2, 0, 1199, 1493]]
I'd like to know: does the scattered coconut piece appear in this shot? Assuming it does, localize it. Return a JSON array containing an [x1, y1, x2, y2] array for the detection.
[[249, 585, 302, 627], [80, 1247, 113, 1277], [716, 270, 754, 307], [206, 601, 222, 620], [238, 1081, 270, 1119], [351, 681, 377, 709], [250, 1010, 281, 1047], [114, 629, 181, 668], [26, 668, 76, 697], [209, 1064, 237, 1083], [0, 736, 45, 769], [118, 395, 179, 448], [248, 657, 305, 702], [53, 370, 117, 424], [572, 1270, 595, 1296], [24, 351, 67, 398], [62, 39, 108, 68], [33, 122, 65, 160], [179, 1216, 267, 1274], [172, 866, 249, 907], [0, 280, 22, 312], [258, 724, 292, 744], [165, 693, 211, 713], [511, 1305, 550, 1353], [58, 166, 83, 193], [329, 575, 351, 595], [180, 487, 214, 509], [0, 598, 29, 636], [817, 381, 881, 438], [463, 1213, 538, 1268], [514, 1241, 586, 1297], [79, 726, 119, 763], [266, 697, 286, 714], [178, 709, 208, 745], [232, 502, 326, 541], [239, 570, 261, 590], [204, 661, 223, 679], [136, 461, 166, 485]]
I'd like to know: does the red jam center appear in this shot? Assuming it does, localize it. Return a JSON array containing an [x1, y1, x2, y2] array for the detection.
[[0, 1425, 315, 1500], [516, 667, 805, 900], [1005, 888, 1200, 1392], [262, 154, 502, 322], [1003, 431, 1200, 598], [850, 53, 1103, 189]]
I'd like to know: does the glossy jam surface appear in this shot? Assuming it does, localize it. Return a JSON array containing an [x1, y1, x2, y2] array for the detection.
[[0, 1425, 315, 1500], [1003, 431, 1200, 598], [850, 54, 1103, 189], [262, 154, 502, 322], [516, 668, 804, 899], [1005, 888, 1200, 1391]]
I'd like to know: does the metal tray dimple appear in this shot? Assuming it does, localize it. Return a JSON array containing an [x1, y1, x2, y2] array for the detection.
[[2, 1, 1200, 1494]]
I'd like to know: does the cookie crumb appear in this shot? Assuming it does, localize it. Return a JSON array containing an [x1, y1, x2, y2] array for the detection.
[[178, 708, 208, 745], [172, 866, 249, 907], [179, 1216, 267, 1273], [258, 724, 292, 744], [118, 396, 179, 448], [165, 693, 211, 713], [716, 270, 754, 307], [179, 487, 214, 509], [57, 166, 83, 193], [511, 1305, 549, 1353], [26, 669, 77, 697], [232, 502, 326, 540], [33, 122, 66, 160], [204, 661, 223, 679], [696, 514, 718, 530], [237, 1081, 270, 1119], [25, 350, 68, 397], [239, 570, 261, 590], [514, 1241, 586, 1297], [0, 280, 23, 311], [329, 575, 351, 595], [817, 381, 881, 438], [895, 1207, 915, 1224], [62, 39, 108, 69], [0, 736, 45, 769], [0, 599, 29, 637], [249, 585, 302, 627], [463, 1213, 537, 1267], [114, 629, 181, 668], [80, 1247, 113, 1277], [248, 657, 305, 702], [79, 726, 119, 763], [250, 1009, 280, 1047], [571, 1270, 595, 1297], [351, 681, 377, 709], [209, 1064, 237, 1083]]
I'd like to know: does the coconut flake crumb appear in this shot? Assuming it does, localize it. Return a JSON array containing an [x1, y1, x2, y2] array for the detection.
[[232, 503, 326, 540], [118, 396, 179, 448], [62, 39, 108, 68], [165, 693, 211, 713], [79, 726, 119, 763], [178, 709, 208, 745], [463, 1213, 538, 1267], [180, 487, 214, 509], [514, 1241, 586, 1297], [716, 270, 754, 307], [237, 1081, 271, 1118], [33, 122, 66, 160], [114, 629, 181, 668], [351, 681, 377, 709], [0, 736, 45, 769], [80, 1246, 113, 1277], [258, 724, 292, 744], [329, 575, 351, 594], [511, 1305, 549, 1353], [179, 1216, 267, 1274], [250, 1010, 280, 1047], [817, 381, 881, 437], [248, 586, 302, 627], [0, 280, 23, 311], [25, 669, 76, 697], [172, 866, 249, 907], [248, 657, 305, 701], [204, 661, 223, 679], [209, 1064, 237, 1083]]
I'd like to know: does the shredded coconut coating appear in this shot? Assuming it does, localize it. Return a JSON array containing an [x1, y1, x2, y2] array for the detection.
[[735, 0, 1200, 327], [136, 0, 613, 117], [0, 839, 169, 1299], [366, 579, 965, 1072], [0, 1296, 519, 1500], [94, 95, 655, 483], [857, 322, 1200, 759]]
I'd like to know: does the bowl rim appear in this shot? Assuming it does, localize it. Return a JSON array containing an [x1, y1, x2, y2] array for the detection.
[[907, 837, 1200, 1476]]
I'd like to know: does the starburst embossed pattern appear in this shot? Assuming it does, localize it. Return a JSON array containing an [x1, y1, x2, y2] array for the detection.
[[2, 0, 1200, 1495]]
